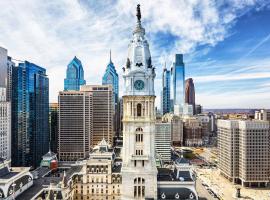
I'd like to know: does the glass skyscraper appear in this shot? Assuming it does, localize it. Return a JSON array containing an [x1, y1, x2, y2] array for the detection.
[[102, 51, 119, 135], [161, 65, 171, 115], [102, 51, 119, 104], [64, 56, 86, 91], [171, 54, 185, 113], [12, 61, 49, 167]]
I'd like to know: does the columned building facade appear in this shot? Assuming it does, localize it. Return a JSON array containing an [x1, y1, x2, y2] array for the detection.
[[121, 5, 157, 199]]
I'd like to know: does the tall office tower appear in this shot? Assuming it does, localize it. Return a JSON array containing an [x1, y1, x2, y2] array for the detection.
[[183, 117, 203, 146], [254, 109, 270, 121], [162, 113, 183, 146], [102, 51, 120, 136], [121, 5, 157, 199], [197, 114, 211, 144], [161, 64, 171, 115], [64, 56, 86, 91], [12, 61, 49, 167], [185, 78, 195, 115], [171, 54, 185, 114], [58, 91, 93, 161], [49, 103, 58, 154], [0, 47, 8, 88], [6, 56, 14, 102], [81, 85, 114, 146], [155, 123, 171, 162], [218, 120, 270, 187], [102, 51, 119, 105], [0, 87, 11, 160]]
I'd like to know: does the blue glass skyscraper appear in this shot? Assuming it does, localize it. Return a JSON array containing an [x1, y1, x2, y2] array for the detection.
[[102, 51, 119, 135], [102, 51, 119, 104], [12, 61, 49, 167], [161, 64, 171, 115], [64, 56, 86, 91], [171, 54, 185, 112]]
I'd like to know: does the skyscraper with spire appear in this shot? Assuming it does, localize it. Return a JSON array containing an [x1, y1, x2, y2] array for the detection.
[[102, 51, 119, 135], [102, 50, 119, 105], [64, 56, 86, 91]]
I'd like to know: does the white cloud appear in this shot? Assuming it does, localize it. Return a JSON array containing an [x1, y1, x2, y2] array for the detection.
[[193, 71, 270, 83], [0, 0, 268, 108]]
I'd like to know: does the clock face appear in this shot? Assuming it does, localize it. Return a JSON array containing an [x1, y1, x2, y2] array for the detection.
[[134, 80, 145, 90]]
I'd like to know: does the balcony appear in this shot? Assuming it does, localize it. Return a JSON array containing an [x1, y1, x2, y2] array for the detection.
[[131, 154, 149, 160]]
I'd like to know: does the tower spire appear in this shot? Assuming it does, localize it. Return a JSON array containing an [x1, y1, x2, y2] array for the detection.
[[109, 49, 112, 63]]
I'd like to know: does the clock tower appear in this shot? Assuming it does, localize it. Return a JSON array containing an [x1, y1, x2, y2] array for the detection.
[[121, 4, 157, 200]]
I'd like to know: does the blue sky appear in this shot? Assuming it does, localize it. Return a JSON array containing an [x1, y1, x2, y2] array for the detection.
[[0, 0, 269, 108]]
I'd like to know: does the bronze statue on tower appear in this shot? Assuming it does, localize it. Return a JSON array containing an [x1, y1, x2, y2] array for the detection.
[[136, 4, 141, 21]]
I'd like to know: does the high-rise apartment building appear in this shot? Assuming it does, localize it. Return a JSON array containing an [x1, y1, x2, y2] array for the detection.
[[81, 85, 114, 146], [155, 123, 171, 162], [64, 56, 86, 91], [12, 61, 49, 167], [185, 78, 195, 115], [6, 56, 14, 102], [0, 87, 11, 160], [49, 103, 58, 154], [58, 91, 93, 161], [161, 64, 171, 115], [171, 54, 185, 114], [183, 117, 203, 146], [0, 47, 8, 88], [102, 51, 120, 136], [162, 113, 183, 146], [218, 119, 270, 187], [254, 109, 270, 121], [0, 47, 14, 101]]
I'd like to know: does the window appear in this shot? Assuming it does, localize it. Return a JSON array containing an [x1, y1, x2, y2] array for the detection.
[[136, 134, 143, 142], [134, 177, 145, 198], [137, 104, 142, 117]]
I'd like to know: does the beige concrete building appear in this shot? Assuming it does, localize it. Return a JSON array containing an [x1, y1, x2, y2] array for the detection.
[[81, 85, 114, 146], [58, 91, 93, 161], [255, 109, 270, 121], [162, 114, 183, 146], [217, 119, 270, 187], [183, 117, 202, 146], [58, 85, 114, 161]]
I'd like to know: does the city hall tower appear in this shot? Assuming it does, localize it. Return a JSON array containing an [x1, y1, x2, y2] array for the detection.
[[121, 4, 157, 200]]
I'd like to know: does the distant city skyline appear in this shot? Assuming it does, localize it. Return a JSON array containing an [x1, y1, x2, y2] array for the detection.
[[0, 1, 270, 108]]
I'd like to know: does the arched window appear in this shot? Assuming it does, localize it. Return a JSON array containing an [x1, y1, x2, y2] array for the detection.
[[135, 127, 143, 142], [134, 177, 145, 198], [136, 127, 143, 132], [137, 103, 142, 117]]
